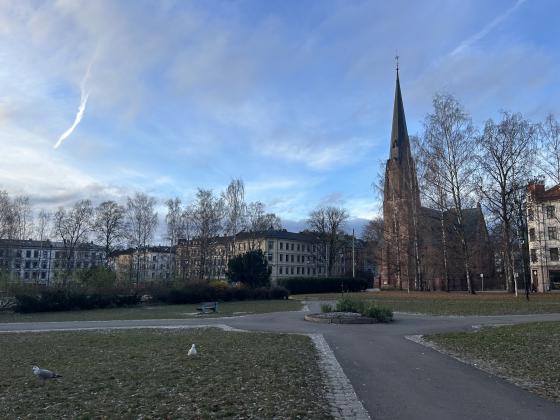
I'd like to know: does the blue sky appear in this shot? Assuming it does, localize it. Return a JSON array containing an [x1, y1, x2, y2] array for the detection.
[[1, 0, 559, 238]]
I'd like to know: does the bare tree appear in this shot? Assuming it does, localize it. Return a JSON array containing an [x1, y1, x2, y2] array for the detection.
[[245, 201, 282, 233], [53, 200, 94, 285], [165, 197, 185, 280], [222, 179, 246, 258], [12, 196, 33, 240], [165, 198, 183, 246], [307, 206, 349, 276], [191, 189, 224, 280], [126, 193, 158, 285], [417, 93, 478, 293], [477, 112, 537, 292], [537, 114, 560, 185], [362, 217, 384, 278], [93, 201, 126, 259], [0, 190, 16, 239], [35, 209, 51, 241]]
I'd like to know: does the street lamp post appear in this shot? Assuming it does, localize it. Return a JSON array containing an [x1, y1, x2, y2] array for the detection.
[[480, 273, 484, 292]]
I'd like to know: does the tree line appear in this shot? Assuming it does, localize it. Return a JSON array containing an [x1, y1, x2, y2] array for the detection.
[[1, 180, 355, 281]]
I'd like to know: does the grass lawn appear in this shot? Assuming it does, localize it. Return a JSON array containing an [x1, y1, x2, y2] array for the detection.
[[293, 291, 560, 315], [0, 328, 331, 419], [0, 299, 302, 323], [425, 322, 560, 402]]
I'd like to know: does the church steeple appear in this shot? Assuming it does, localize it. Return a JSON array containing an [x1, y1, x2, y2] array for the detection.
[[390, 71, 410, 162]]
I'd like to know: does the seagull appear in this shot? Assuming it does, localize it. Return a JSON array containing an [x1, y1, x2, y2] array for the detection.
[[188, 344, 197, 356], [32, 366, 62, 381]]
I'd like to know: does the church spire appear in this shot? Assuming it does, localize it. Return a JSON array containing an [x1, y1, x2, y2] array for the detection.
[[390, 68, 410, 162]]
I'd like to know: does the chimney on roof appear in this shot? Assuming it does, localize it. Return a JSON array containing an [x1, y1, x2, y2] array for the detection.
[[528, 180, 545, 200]]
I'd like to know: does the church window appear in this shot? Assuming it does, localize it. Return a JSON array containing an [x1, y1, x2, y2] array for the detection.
[[549, 227, 557, 240], [551, 248, 559, 262]]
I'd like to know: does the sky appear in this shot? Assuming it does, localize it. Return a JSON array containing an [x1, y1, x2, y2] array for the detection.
[[1, 0, 559, 240]]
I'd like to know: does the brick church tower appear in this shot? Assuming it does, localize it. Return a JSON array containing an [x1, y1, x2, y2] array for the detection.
[[380, 70, 421, 290]]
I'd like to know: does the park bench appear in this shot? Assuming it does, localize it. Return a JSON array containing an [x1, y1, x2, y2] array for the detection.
[[197, 301, 218, 314]]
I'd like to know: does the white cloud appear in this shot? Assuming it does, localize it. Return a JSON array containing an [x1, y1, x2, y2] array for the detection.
[[450, 0, 527, 57]]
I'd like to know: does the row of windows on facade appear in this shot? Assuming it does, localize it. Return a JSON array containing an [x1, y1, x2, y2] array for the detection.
[[528, 205, 557, 221], [529, 227, 558, 241], [267, 253, 318, 263], [0, 249, 102, 259], [234, 241, 318, 253], [0, 259, 99, 270], [277, 266, 323, 276], [530, 248, 560, 263]]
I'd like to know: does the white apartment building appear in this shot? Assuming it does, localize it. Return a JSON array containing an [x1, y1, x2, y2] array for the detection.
[[234, 230, 328, 283], [0, 239, 105, 285], [527, 181, 560, 292]]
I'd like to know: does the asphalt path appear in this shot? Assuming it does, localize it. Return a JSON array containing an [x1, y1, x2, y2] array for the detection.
[[2, 302, 560, 419]]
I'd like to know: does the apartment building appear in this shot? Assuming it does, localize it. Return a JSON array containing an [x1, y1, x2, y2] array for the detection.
[[110, 246, 175, 285], [0, 239, 105, 285], [174, 229, 374, 284], [527, 181, 560, 292]]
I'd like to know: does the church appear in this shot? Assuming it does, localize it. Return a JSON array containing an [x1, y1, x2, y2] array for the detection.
[[379, 71, 494, 291]]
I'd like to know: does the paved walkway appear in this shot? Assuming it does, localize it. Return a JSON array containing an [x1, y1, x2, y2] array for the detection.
[[2, 303, 560, 419]]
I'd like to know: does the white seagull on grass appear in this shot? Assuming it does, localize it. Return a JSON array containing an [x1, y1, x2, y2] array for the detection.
[[32, 366, 62, 381], [188, 344, 197, 356]]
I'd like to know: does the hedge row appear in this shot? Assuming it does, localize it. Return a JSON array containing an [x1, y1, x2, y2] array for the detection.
[[277, 276, 368, 294], [15, 290, 140, 313], [14, 285, 290, 313], [151, 285, 289, 304]]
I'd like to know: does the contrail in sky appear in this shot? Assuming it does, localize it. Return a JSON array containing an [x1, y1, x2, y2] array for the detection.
[[54, 60, 94, 149], [450, 0, 527, 57]]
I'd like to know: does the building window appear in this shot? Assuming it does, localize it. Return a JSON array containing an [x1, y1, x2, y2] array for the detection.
[[26, 250, 31, 258], [551, 248, 559, 262], [549, 227, 558, 240], [297, 255, 300, 263], [279, 254, 283, 262], [529, 228, 536, 242], [528, 208, 534, 221], [291, 243, 294, 251], [290, 267, 294, 275], [546, 206, 555, 219], [530, 249, 538, 263], [279, 267, 283, 275], [25, 261, 31, 269], [34, 250, 39, 258], [268, 253, 273, 262], [268, 241, 274, 250], [279, 242, 283, 250], [290, 254, 294, 263], [41, 272, 46, 279]]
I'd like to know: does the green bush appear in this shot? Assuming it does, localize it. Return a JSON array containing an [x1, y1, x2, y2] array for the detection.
[[362, 302, 393, 323], [152, 284, 289, 305], [335, 296, 365, 313], [320, 303, 333, 313], [227, 250, 271, 288], [331, 296, 393, 323], [14, 290, 140, 313], [277, 277, 367, 294], [77, 266, 117, 291]]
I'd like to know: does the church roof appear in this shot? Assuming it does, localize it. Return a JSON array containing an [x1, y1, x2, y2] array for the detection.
[[390, 71, 411, 162]]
